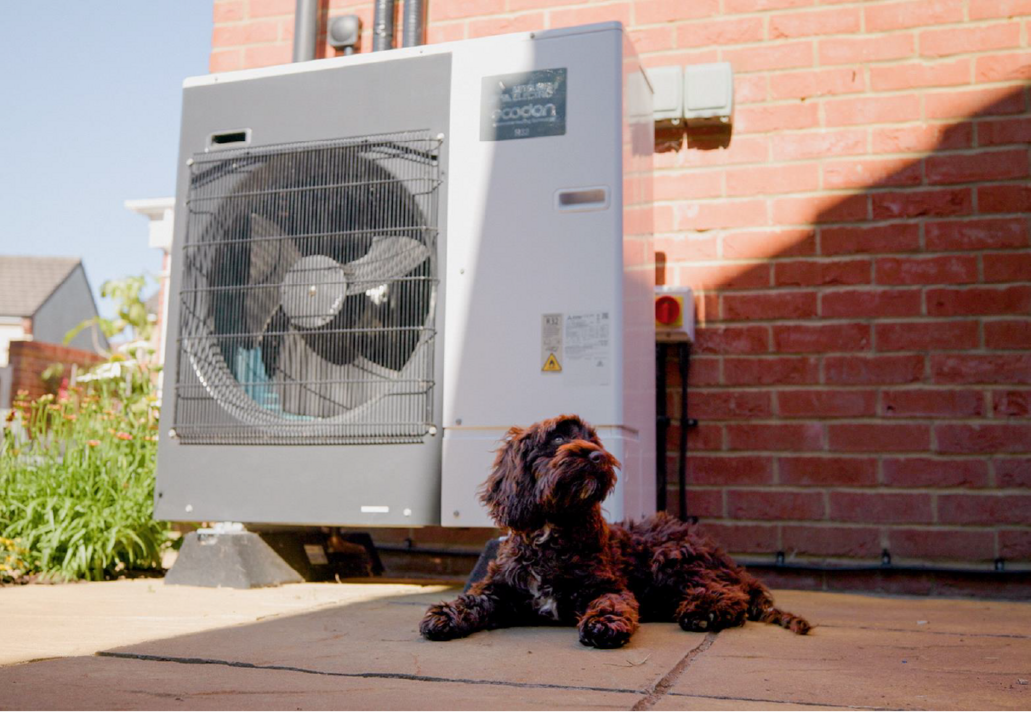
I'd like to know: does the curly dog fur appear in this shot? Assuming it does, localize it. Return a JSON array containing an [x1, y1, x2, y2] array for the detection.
[[421, 414, 810, 648]]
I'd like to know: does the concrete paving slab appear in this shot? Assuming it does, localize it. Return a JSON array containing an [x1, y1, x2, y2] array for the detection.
[[671, 620, 1031, 711], [0, 655, 640, 710], [773, 589, 1031, 638], [0, 580, 446, 665], [653, 694, 830, 710], [106, 586, 709, 694]]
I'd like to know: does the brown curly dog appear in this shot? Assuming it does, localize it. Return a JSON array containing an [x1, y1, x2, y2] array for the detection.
[[420, 414, 810, 648]]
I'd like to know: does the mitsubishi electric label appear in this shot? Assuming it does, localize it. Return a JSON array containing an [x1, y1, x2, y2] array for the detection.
[[481, 68, 567, 141]]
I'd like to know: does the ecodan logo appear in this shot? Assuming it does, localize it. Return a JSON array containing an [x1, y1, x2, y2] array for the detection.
[[493, 103, 558, 122]]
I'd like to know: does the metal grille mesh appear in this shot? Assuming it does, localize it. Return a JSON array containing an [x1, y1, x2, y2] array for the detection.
[[172, 131, 441, 445]]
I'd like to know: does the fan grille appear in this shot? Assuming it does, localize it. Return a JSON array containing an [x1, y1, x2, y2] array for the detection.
[[172, 131, 441, 445]]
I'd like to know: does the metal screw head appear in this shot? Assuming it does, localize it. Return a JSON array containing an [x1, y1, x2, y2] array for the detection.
[[403, 508, 412, 517], [427, 425, 437, 436], [168, 428, 177, 439], [185, 504, 194, 513], [455, 418, 462, 426], [452, 510, 460, 518]]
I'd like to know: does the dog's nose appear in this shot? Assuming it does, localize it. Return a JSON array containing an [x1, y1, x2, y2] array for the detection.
[[589, 450, 605, 463]]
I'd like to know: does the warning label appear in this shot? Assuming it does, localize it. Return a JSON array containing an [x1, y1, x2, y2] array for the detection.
[[541, 313, 563, 373], [565, 312, 611, 386]]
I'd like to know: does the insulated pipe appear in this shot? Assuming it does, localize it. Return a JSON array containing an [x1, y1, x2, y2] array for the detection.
[[373, 0, 396, 51], [292, 0, 319, 62], [402, 0, 425, 47]]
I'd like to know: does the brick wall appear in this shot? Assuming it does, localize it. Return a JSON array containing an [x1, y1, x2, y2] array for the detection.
[[8, 341, 104, 403], [209, 0, 1031, 573]]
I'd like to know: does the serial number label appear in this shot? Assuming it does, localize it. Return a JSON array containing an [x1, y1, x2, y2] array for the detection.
[[480, 68, 567, 142]]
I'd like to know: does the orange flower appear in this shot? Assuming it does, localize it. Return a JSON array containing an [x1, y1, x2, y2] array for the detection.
[[115, 432, 132, 441], [86, 440, 101, 447]]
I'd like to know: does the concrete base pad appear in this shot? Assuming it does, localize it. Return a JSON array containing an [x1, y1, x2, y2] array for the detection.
[[165, 531, 303, 589]]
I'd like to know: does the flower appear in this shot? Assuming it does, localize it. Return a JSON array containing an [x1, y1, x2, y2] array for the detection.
[[86, 440, 101, 447], [115, 432, 132, 441]]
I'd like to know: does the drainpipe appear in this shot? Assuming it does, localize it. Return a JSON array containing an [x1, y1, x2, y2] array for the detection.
[[292, 0, 319, 62], [373, 0, 396, 51], [402, 0, 425, 47]]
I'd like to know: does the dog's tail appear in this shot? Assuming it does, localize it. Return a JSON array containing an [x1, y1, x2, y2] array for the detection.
[[745, 581, 811, 635]]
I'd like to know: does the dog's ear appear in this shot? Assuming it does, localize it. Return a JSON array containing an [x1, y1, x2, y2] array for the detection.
[[479, 426, 539, 530]]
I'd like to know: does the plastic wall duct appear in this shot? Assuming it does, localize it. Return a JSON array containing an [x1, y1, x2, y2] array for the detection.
[[373, 0, 396, 51], [292, 0, 318, 61]]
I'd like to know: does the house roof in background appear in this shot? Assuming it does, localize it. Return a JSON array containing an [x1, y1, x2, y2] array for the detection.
[[0, 255, 82, 317]]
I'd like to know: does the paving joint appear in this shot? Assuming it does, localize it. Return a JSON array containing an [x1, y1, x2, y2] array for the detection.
[[97, 651, 643, 695], [668, 691, 893, 711], [630, 632, 717, 711]]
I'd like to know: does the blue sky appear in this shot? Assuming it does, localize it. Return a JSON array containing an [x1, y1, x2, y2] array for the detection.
[[0, 4, 213, 318]]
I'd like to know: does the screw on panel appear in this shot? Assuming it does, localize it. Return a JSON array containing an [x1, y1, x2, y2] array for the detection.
[[881, 549, 892, 566], [453, 510, 460, 518], [427, 425, 437, 436], [455, 418, 462, 425], [775, 551, 785, 566], [185, 504, 194, 513], [168, 428, 178, 439]]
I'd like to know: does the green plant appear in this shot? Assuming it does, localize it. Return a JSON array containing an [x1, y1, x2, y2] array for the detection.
[[64, 275, 155, 355]]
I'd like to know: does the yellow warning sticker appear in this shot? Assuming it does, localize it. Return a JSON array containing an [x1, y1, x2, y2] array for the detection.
[[542, 353, 562, 372]]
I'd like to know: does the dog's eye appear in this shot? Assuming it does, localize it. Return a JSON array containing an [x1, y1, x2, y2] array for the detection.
[[552, 436, 566, 446]]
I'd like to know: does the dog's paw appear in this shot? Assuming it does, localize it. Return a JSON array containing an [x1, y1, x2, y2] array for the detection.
[[419, 603, 465, 641], [677, 608, 745, 633], [578, 614, 634, 649]]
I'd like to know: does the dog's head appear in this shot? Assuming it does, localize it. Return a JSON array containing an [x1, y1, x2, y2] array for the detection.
[[479, 414, 620, 530]]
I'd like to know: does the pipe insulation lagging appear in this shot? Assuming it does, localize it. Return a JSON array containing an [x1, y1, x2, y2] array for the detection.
[[402, 0, 425, 47], [292, 0, 319, 62], [373, 0, 395, 51]]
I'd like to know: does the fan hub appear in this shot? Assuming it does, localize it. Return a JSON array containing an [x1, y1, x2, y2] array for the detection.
[[281, 255, 347, 329]]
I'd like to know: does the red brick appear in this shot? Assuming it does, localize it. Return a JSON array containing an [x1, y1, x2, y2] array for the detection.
[[920, 22, 1021, 58], [939, 493, 1031, 524], [932, 353, 1031, 384], [675, 263, 770, 291], [428, 0, 505, 21], [926, 150, 1028, 185], [876, 256, 978, 286], [724, 356, 821, 386], [819, 34, 915, 65], [883, 389, 985, 418], [984, 254, 1031, 284], [969, 0, 1031, 19], [997, 458, 1031, 488], [828, 423, 931, 453], [721, 42, 813, 73], [769, 69, 863, 101], [826, 354, 926, 385], [993, 390, 1031, 417], [782, 525, 881, 557], [722, 230, 815, 260], [655, 234, 718, 262], [675, 199, 767, 231], [671, 422, 723, 451], [1000, 530, 1031, 560], [723, 0, 813, 11], [936, 423, 1031, 454], [683, 488, 725, 518], [626, 26, 676, 53], [925, 218, 1029, 251], [869, 58, 970, 91], [550, 3, 631, 29], [635, 0, 720, 23], [824, 95, 921, 127], [976, 52, 1031, 82], [883, 458, 990, 488], [772, 323, 871, 354], [821, 223, 920, 255], [724, 164, 820, 196], [985, 321, 1031, 350], [865, 0, 964, 31], [927, 286, 1031, 317], [774, 193, 869, 225], [829, 492, 933, 523], [468, 12, 543, 37], [979, 118, 1031, 149], [735, 75, 769, 105], [779, 455, 878, 485], [687, 456, 774, 486], [700, 523, 778, 554], [243, 43, 292, 68], [822, 289, 922, 318], [209, 49, 244, 73], [872, 188, 972, 220], [683, 355, 722, 387], [822, 158, 921, 191], [427, 22, 467, 43], [723, 291, 818, 321], [872, 124, 972, 154], [675, 17, 764, 47], [689, 391, 773, 420], [727, 490, 826, 521], [769, 7, 860, 38], [213, 1, 245, 23], [875, 321, 979, 352], [654, 171, 724, 201], [775, 259, 871, 287], [771, 129, 866, 162], [693, 326, 769, 355], [212, 20, 279, 46], [734, 104, 821, 135], [725, 423, 824, 451], [781, 390, 877, 419], [890, 529, 995, 561], [673, 136, 769, 168], [249, 0, 294, 17], [926, 86, 1026, 121]]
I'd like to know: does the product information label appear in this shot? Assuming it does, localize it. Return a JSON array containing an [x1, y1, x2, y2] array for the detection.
[[541, 313, 563, 373], [565, 312, 611, 386], [481, 68, 567, 142]]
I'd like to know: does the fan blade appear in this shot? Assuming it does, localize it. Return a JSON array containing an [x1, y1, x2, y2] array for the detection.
[[246, 213, 302, 337], [276, 329, 381, 416], [345, 236, 431, 295]]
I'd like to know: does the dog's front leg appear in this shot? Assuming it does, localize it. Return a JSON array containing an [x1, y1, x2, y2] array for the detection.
[[577, 590, 640, 649], [420, 580, 521, 641]]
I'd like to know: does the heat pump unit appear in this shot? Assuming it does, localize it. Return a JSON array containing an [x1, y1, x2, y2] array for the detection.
[[156, 22, 655, 529]]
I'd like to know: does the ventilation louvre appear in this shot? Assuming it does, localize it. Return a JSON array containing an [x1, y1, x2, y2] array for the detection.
[[172, 131, 441, 445]]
